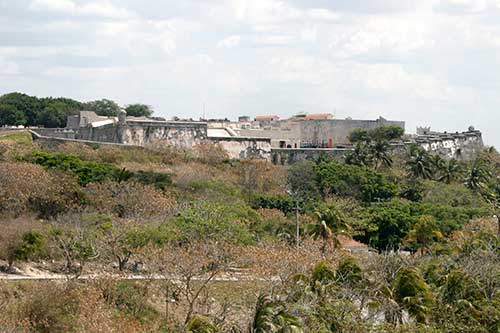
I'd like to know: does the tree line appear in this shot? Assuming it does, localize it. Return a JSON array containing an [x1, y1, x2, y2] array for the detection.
[[0, 92, 154, 128]]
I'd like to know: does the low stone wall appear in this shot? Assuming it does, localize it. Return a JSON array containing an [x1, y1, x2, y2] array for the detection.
[[209, 136, 272, 160], [30, 128, 77, 139], [271, 148, 351, 165]]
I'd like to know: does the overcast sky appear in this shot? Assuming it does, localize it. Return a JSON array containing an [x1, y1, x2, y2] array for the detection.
[[1, 0, 499, 146]]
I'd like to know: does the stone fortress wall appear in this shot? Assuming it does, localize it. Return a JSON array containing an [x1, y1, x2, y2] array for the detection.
[[30, 111, 485, 164], [31, 111, 272, 160]]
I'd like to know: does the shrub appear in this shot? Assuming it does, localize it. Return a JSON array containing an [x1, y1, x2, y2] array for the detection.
[[194, 142, 229, 164], [105, 281, 158, 321], [85, 180, 176, 218], [252, 194, 295, 215], [0, 162, 82, 217], [0, 218, 47, 270], [25, 150, 120, 185]]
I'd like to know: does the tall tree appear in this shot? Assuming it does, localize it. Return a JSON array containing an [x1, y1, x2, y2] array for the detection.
[[124, 104, 154, 117], [0, 92, 42, 126], [0, 104, 27, 126], [369, 140, 393, 169], [37, 102, 71, 128], [465, 159, 491, 191], [438, 159, 461, 184], [84, 99, 121, 116], [406, 146, 433, 179]]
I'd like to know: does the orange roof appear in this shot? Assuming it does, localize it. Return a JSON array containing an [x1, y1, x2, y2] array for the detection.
[[255, 115, 279, 120], [305, 113, 333, 119]]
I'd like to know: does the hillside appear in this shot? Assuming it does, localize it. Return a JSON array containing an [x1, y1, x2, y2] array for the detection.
[[1, 128, 500, 332]]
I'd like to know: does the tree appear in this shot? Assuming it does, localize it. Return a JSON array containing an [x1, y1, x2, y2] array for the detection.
[[369, 140, 393, 169], [465, 159, 491, 191], [314, 161, 397, 202], [348, 126, 404, 143], [406, 146, 433, 180], [84, 99, 121, 116], [393, 267, 434, 323], [405, 215, 443, 254], [152, 241, 234, 326], [124, 104, 153, 117], [438, 159, 461, 184], [98, 218, 153, 271], [49, 216, 100, 278], [345, 142, 372, 167], [186, 315, 217, 333], [348, 129, 371, 143], [37, 102, 70, 128], [310, 204, 350, 250], [370, 125, 404, 141], [251, 295, 303, 333], [0, 104, 27, 126], [0, 92, 42, 126]]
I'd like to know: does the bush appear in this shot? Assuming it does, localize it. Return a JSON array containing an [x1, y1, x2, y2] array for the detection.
[[0, 162, 83, 217], [0, 218, 47, 270], [25, 150, 120, 185], [252, 194, 295, 215], [85, 180, 176, 218], [105, 281, 158, 321], [26, 150, 173, 190]]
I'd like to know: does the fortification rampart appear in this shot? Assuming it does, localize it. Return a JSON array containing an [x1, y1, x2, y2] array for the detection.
[[271, 148, 350, 165], [209, 136, 272, 160], [414, 130, 483, 161]]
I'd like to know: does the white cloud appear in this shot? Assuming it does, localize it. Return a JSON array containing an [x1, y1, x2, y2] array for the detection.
[[30, 0, 134, 19], [30, 0, 75, 12], [2, 0, 500, 146], [217, 35, 241, 48]]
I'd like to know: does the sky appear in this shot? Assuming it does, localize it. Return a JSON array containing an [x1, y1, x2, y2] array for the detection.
[[1, 0, 499, 146]]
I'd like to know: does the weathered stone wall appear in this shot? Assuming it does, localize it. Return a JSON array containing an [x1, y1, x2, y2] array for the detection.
[[238, 127, 301, 148], [271, 148, 350, 165], [297, 117, 405, 147], [239, 117, 405, 148], [210, 136, 272, 160], [119, 121, 207, 148], [416, 130, 484, 161]]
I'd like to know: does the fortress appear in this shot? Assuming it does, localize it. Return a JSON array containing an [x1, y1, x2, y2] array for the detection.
[[31, 111, 485, 163]]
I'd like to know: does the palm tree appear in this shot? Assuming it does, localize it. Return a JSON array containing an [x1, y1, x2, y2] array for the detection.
[[369, 140, 393, 170], [438, 159, 461, 184], [404, 215, 443, 254], [251, 295, 303, 333], [393, 267, 434, 324], [345, 142, 372, 167], [406, 146, 433, 179], [186, 315, 217, 333], [309, 205, 350, 251], [464, 159, 491, 191], [429, 154, 444, 179]]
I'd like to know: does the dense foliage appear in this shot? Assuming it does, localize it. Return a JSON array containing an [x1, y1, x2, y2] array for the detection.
[[0, 92, 154, 128]]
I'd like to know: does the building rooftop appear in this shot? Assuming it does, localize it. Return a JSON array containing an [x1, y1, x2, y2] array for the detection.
[[255, 115, 280, 120]]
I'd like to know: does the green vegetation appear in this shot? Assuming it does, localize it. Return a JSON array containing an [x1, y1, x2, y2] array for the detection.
[[0, 125, 500, 332], [0, 92, 155, 128]]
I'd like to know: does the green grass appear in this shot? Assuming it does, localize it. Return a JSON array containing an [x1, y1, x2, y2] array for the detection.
[[0, 131, 32, 145]]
